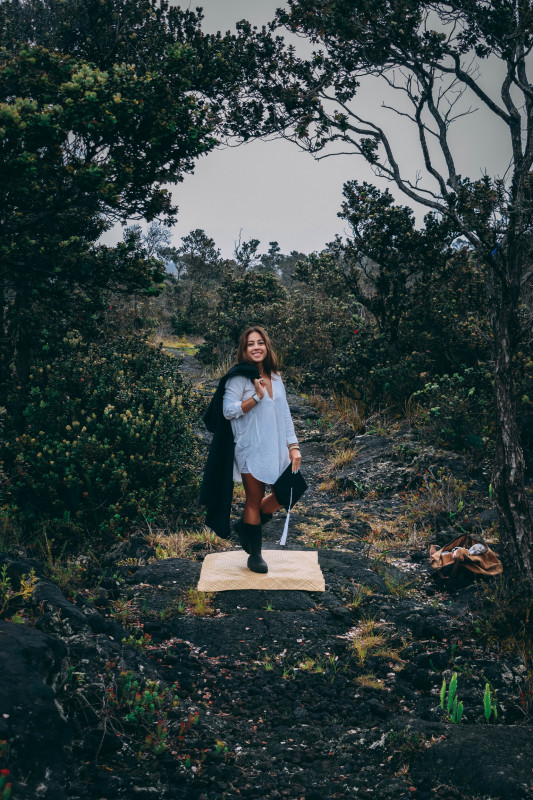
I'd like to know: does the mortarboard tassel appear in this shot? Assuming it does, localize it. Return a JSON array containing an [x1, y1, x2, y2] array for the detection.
[[279, 487, 293, 547]]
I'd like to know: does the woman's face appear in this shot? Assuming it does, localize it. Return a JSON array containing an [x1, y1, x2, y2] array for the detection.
[[246, 332, 268, 365]]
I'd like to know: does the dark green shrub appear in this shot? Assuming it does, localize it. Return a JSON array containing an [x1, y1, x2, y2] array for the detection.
[[196, 270, 354, 391], [293, 241, 494, 441], [410, 367, 494, 450], [169, 284, 211, 336], [1, 333, 200, 542], [270, 287, 354, 388], [196, 272, 288, 365]]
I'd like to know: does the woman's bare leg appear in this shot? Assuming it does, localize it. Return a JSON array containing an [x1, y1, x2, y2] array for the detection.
[[242, 473, 265, 525], [261, 492, 283, 515]]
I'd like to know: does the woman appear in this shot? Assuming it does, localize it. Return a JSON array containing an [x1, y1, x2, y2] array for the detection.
[[200, 326, 301, 574], [223, 326, 301, 573]]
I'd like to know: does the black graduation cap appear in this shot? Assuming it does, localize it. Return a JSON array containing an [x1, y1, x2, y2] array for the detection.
[[272, 464, 308, 546], [273, 463, 308, 512]]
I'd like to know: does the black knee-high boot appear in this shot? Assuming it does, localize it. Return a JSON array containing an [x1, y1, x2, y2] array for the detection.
[[245, 523, 268, 574], [233, 516, 250, 553], [235, 509, 271, 541]]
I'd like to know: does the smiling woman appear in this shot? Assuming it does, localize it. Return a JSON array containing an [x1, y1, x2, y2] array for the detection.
[[199, 326, 301, 573]]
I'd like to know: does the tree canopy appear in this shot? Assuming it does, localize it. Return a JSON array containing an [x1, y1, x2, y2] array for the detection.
[[0, 0, 240, 386]]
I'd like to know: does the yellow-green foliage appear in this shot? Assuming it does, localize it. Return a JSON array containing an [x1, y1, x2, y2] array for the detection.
[[1, 335, 200, 540], [328, 446, 357, 473], [184, 588, 215, 616], [155, 336, 198, 355], [0, 564, 38, 614]]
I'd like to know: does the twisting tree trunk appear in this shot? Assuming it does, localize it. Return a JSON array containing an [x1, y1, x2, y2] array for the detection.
[[489, 165, 533, 592], [489, 262, 533, 592]]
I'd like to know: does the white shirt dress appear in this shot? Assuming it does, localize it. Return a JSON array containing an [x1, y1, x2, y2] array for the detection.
[[222, 372, 298, 483]]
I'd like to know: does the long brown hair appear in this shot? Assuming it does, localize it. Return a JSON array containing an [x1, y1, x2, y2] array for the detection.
[[237, 326, 278, 375]]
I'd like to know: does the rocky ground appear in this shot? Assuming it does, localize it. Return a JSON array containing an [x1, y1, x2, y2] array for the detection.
[[1, 351, 533, 800]]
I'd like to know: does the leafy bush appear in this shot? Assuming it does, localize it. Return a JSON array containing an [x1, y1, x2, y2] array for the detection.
[[291, 242, 496, 449], [196, 270, 355, 392], [1, 333, 200, 542], [410, 368, 494, 451], [196, 271, 287, 365], [169, 283, 212, 336], [271, 287, 354, 388]]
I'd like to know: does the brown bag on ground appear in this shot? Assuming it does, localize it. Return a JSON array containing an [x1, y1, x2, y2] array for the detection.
[[429, 532, 503, 580]]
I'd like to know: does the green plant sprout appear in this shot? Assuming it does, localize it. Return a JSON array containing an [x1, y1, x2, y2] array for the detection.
[[440, 672, 464, 723], [121, 633, 152, 651], [483, 683, 498, 723], [449, 497, 464, 520], [215, 739, 229, 761]]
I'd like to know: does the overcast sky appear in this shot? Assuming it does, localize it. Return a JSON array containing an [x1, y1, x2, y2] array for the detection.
[[173, 0, 359, 258], [111, 1, 513, 259]]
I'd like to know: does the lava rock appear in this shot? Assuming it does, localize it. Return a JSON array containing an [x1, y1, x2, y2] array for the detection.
[[0, 620, 70, 790], [32, 581, 89, 632], [409, 724, 533, 799]]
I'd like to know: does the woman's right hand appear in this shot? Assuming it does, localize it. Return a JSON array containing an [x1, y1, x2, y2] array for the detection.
[[253, 378, 266, 399]]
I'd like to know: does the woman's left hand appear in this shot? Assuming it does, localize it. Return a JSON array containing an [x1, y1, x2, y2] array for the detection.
[[289, 447, 302, 473]]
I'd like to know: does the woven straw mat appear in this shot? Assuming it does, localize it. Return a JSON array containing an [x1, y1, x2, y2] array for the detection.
[[197, 549, 325, 592]]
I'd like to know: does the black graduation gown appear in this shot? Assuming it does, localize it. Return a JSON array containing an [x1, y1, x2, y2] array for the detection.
[[199, 362, 259, 538]]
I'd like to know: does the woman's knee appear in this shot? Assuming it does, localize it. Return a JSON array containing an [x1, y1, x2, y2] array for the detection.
[[242, 475, 264, 509], [245, 498, 262, 514]]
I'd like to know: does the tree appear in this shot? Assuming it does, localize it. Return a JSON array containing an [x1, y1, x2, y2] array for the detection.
[[197, 271, 287, 364], [318, 181, 454, 346], [139, 223, 173, 260], [233, 1, 533, 592], [0, 0, 228, 387], [258, 241, 283, 274], [159, 246, 188, 281], [234, 232, 262, 274], [295, 182, 491, 423], [177, 229, 224, 284]]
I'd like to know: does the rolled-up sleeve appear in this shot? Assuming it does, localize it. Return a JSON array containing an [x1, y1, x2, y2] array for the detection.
[[223, 376, 246, 420]]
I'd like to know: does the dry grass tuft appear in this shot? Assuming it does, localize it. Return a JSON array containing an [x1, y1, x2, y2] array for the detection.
[[202, 353, 235, 380], [331, 392, 365, 433], [342, 582, 374, 610], [328, 447, 357, 474], [350, 618, 388, 665], [383, 572, 414, 598], [356, 673, 385, 690], [307, 392, 364, 434], [146, 526, 231, 560], [295, 521, 335, 549]]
